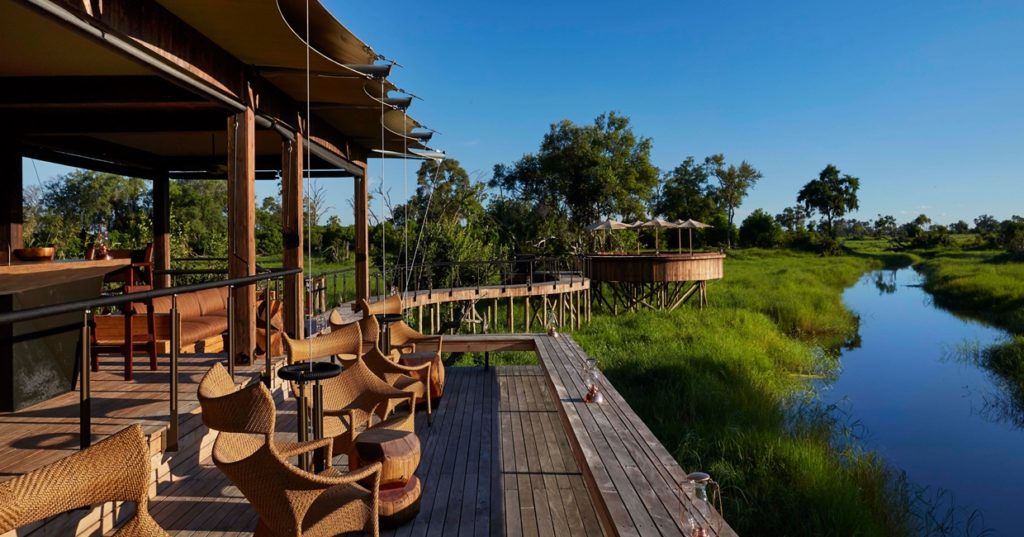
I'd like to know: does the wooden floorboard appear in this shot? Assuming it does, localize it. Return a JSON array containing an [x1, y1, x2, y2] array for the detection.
[[3, 331, 724, 537]]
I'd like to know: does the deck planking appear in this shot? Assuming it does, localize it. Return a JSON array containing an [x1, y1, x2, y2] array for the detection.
[[2, 332, 736, 537]]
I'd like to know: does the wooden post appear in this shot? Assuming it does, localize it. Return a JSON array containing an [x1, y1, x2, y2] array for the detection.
[[1, 142, 23, 251], [561, 293, 569, 327], [508, 296, 514, 334], [525, 296, 531, 332], [417, 304, 423, 332], [152, 173, 171, 288], [281, 130, 304, 338], [353, 160, 370, 306], [543, 295, 548, 328], [227, 96, 256, 364]]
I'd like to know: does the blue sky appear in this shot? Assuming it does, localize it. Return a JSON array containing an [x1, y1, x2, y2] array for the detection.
[[27, 1, 1023, 226]]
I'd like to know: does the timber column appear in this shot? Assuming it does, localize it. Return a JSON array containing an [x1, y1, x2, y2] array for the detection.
[[281, 126, 304, 338], [227, 88, 257, 363], [354, 159, 370, 305], [1, 141, 22, 252], [152, 172, 171, 288]]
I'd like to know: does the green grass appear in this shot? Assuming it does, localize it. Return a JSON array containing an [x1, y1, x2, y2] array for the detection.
[[571, 249, 913, 536], [915, 250, 1024, 335]]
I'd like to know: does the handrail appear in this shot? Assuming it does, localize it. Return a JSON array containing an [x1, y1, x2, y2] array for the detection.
[[0, 268, 302, 326], [1, 267, 301, 452]]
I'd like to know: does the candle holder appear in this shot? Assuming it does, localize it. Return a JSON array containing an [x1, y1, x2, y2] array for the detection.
[[681, 471, 722, 537], [582, 358, 603, 404]]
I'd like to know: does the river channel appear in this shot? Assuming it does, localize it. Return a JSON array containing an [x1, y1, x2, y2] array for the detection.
[[818, 268, 1021, 534]]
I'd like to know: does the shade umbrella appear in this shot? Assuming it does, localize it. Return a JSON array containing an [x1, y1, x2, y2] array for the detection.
[[634, 218, 680, 252], [586, 219, 631, 251], [676, 219, 713, 255], [586, 219, 631, 231]]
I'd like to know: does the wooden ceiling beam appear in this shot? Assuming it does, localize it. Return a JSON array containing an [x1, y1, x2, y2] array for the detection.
[[11, 109, 230, 135], [0, 76, 210, 108]]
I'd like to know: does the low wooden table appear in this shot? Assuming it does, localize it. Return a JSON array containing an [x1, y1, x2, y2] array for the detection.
[[353, 428, 421, 526], [399, 351, 445, 400]]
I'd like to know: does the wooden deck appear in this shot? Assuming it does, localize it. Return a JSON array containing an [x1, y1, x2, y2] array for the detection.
[[1, 333, 736, 537]]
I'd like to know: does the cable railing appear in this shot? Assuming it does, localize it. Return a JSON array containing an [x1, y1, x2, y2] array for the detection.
[[0, 267, 302, 452]]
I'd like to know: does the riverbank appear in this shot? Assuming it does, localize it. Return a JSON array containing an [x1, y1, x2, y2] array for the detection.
[[574, 249, 912, 536], [910, 248, 1024, 430]]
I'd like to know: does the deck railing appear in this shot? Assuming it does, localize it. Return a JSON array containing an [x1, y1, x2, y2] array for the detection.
[[0, 268, 302, 451]]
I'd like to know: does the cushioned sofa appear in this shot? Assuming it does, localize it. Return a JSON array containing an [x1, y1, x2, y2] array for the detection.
[[93, 287, 230, 357]]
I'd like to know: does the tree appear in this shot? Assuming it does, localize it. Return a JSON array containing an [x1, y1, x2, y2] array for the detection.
[[999, 219, 1024, 254], [705, 154, 762, 248], [740, 209, 783, 248], [653, 157, 718, 223], [169, 179, 228, 256], [950, 220, 970, 234], [797, 164, 860, 239], [973, 214, 999, 235], [491, 112, 659, 229], [255, 196, 282, 256], [874, 215, 897, 239], [29, 170, 151, 256], [775, 205, 809, 233]]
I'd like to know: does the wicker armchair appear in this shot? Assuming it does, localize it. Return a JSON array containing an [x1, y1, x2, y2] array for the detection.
[[358, 296, 441, 354], [0, 424, 168, 536], [198, 363, 382, 537], [199, 362, 335, 462], [329, 309, 390, 357], [321, 359, 417, 458], [283, 320, 362, 366], [361, 346, 433, 425]]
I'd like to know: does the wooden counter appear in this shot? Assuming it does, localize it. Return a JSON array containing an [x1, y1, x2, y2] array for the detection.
[[1, 259, 130, 411]]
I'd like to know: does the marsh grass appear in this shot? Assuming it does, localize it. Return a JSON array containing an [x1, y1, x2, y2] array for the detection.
[[573, 249, 917, 536]]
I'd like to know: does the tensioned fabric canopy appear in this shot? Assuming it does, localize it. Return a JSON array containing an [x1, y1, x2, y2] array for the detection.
[[156, 0, 432, 153], [0, 0, 434, 180]]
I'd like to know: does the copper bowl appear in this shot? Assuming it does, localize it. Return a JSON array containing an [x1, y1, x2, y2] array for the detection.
[[13, 247, 56, 262]]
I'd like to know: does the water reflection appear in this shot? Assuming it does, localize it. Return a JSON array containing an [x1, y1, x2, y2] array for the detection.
[[821, 269, 1021, 535], [872, 269, 898, 295], [943, 341, 1024, 430]]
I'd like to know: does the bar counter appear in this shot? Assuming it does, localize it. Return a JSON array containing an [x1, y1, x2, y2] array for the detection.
[[1, 259, 130, 411]]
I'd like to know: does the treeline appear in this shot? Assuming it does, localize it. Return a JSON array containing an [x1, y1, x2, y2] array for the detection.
[[24, 111, 1023, 264], [22, 169, 352, 261]]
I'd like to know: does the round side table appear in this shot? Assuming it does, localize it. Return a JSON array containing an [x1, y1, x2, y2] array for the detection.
[[278, 361, 342, 472]]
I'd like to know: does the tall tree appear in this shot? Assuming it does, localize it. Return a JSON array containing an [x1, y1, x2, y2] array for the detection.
[[775, 205, 809, 233], [797, 164, 860, 239], [491, 112, 659, 229], [29, 170, 151, 256], [706, 154, 762, 248], [653, 157, 719, 223]]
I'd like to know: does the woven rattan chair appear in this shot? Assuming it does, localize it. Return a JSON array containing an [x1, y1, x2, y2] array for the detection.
[[199, 361, 334, 462], [358, 296, 441, 354], [321, 359, 417, 458], [283, 320, 362, 366], [0, 424, 168, 536], [329, 310, 392, 358], [198, 363, 382, 537], [361, 346, 433, 425]]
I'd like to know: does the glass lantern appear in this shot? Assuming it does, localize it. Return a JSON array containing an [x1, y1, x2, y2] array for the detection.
[[582, 358, 603, 404], [683, 471, 721, 537]]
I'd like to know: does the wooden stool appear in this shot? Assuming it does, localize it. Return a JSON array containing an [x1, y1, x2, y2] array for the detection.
[[353, 428, 422, 525], [399, 351, 445, 400], [379, 476, 421, 527]]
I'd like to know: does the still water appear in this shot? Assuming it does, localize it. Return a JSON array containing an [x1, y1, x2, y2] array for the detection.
[[818, 268, 1021, 535]]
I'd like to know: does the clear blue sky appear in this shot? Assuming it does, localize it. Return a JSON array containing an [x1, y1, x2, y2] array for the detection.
[[26, 0, 1023, 226]]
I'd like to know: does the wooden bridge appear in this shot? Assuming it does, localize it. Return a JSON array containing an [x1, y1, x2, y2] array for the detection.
[[330, 274, 593, 334]]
